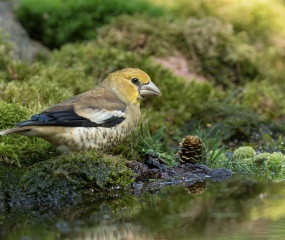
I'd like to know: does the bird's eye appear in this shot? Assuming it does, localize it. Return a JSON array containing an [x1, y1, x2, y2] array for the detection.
[[131, 78, 139, 84]]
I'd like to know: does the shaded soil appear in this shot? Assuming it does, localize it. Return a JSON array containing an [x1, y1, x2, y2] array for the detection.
[[154, 52, 207, 83]]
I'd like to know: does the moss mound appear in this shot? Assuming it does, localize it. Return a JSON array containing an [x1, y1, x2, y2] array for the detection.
[[185, 101, 285, 146], [95, 14, 278, 89], [241, 80, 285, 118], [23, 151, 135, 195], [183, 18, 260, 87], [97, 14, 183, 57], [212, 146, 285, 183], [0, 152, 134, 205], [166, 0, 285, 42]]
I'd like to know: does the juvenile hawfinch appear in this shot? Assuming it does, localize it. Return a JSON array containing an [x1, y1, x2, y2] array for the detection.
[[0, 68, 162, 152]]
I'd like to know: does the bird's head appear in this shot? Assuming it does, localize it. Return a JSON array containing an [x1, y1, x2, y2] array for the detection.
[[103, 68, 162, 105]]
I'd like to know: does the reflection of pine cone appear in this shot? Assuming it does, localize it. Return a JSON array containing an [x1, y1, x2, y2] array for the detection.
[[177, 135, 204, 164], [186, 181, 206, 195]]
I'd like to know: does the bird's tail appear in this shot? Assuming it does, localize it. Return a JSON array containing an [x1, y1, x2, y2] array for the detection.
[[0, 127, 32, 136]]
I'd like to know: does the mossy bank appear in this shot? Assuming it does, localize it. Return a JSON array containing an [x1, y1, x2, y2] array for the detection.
[[1, 0, 285, 204]]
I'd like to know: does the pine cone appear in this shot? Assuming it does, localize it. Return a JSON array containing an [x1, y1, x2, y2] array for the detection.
[[177, 135, 204, 164]]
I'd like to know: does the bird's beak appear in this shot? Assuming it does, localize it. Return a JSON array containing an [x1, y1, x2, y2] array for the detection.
[[140, 80, 162, 97]]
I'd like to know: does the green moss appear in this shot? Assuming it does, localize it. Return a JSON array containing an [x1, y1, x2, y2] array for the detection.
[[0, 31, 13, 78], [97, 14, 183, 57], [233, 146, 256, 160], [0, 101, 30, 129], [1, 80, 71, 111], [220, 1, 285, 42], [0, 151, 135, 205], [166, 0, 285, 42], [22, 151, 135, 196], [185, 101, 285, 146], [207, 148, 285, 182], [183, 17, 260, 87], [266, 152, 285, 173], [0, 135, 56, 166], [0, 62, 95, 112], [0, 164, 28, 199], [251, 152, 285, 183], [140, 67, 221, 133], [241, 80, 285, 118], [253, 152, 272, 166], [0, 101, 56, 165], [96, 14, 277, 89], [50, 43, 151, 79], [1, 61, 36, 82]]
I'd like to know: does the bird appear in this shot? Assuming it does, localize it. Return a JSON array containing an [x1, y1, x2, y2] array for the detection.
[[0, 68, 162, 152]]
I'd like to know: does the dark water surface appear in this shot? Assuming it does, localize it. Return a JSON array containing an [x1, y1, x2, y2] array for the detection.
[[1, 176, 285, 239]]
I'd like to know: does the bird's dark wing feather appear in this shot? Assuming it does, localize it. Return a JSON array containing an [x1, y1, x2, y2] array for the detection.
[[16, 86, 127, 128], [16, 108, 125, 128]]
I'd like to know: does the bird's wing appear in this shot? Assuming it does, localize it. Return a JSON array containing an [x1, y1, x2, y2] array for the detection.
[[17, 87, 127, 128]]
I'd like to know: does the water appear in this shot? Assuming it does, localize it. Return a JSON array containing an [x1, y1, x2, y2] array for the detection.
[[2, 176, 285, 239]]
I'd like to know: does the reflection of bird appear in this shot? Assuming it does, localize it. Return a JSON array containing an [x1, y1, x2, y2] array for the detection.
[[66, 220, 154, 240], [0, 68, 161, 152]]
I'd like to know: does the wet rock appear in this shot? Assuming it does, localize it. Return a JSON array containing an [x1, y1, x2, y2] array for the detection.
[[127, 152, 233, 195], [0, 1, 50, 62], [209, 168, 233, 182]]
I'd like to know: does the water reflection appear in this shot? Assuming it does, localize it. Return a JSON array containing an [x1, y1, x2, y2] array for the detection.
[[2, 176, 285, 239], [62, 220, 154, 240]]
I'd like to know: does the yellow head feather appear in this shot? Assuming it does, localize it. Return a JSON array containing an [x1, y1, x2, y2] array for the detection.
[[103, 68, 152, 105]]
